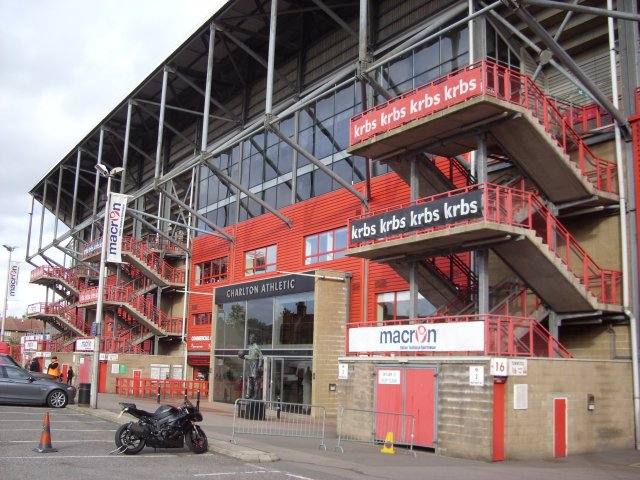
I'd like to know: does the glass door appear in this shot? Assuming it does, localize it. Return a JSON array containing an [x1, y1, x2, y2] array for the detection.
[[266, 357, 283, 402]]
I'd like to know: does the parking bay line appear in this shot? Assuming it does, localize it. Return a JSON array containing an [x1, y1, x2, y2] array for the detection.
[[0, 454, 180, 460]]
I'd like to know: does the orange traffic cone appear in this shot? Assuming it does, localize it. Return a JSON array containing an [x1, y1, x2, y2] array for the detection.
[[33, 412, 58, 453]]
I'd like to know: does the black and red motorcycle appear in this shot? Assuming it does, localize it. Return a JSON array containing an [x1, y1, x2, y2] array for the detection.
[[113, 398, 208, 455]]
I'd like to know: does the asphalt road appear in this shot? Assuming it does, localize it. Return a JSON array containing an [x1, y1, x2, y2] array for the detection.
[[0, 404, 367, 480], [2, 403, 640, 480]]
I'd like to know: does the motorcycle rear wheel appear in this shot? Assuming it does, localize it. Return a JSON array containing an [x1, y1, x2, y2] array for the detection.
[[115, 423, 146, 455], [185, 425, 208, 454]]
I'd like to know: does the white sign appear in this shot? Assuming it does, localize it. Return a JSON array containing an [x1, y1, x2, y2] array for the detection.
[[8, 261, 19, 298], [111, 363, 120, 374], [24, 341, 38, 351], [108, 354, 119, 361], [105, 192, 129, 263], [469, 366, 484, 386], [76, 338, 95, 351], [338, 363, 349, 380], [349, 321, 485, 353], [509, 359, 528, 376], [490, 357, 508, 376], [378, 369, 401, 385], [514, 384, 528, 410]]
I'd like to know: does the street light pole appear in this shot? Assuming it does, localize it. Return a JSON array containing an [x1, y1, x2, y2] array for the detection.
[[1, 245, 17, 342], [90, 164, 123, 409]]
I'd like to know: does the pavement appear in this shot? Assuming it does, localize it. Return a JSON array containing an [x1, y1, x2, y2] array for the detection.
[[67, 392, 640, 479]]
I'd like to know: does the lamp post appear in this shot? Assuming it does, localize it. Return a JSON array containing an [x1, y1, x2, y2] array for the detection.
[[90, 164, 123, 409], [1, 245, 17, 342]]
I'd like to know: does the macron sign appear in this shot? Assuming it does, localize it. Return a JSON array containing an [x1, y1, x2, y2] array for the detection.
[[350, 68, 483, 146]]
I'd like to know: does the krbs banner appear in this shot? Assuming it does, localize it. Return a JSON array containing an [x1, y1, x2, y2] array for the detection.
[[350, 68, 483, 146], [350, 190, 483, 244], [106, 193, 128, 263], [8, 261, 19, 298]]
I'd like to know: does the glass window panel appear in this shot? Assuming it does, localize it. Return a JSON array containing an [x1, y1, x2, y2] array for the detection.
[[313, 169, 332, 197], [198, 179, 208, 209], [276, 181, 292, 209], [305, 235, 318, 257], [297, 172, 311, 201], [277, 143, 293, 174], [212, 355, 244, 403], [263, 186, 276, 209], [298, 128, 313, 166], [334, 227, 347, 252], [335, 84, 354, 112], [246, 297, 273, 347], [333, 109, 352, 151], [316, 95, 334, 121], [299, 107, 314, 130], [216, 302, 246, 350], [386, 53, 413, 90], [275, 293, 314, 347], [314, 123, 333, 159]]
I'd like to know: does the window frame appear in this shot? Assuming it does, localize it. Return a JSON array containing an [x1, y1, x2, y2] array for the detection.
[[244, 245, 277, 276], [195, 256, 229, 285], [304, 227, 348, 265]]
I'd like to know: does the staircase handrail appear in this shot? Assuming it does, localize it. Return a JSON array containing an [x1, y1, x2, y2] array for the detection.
[[346, 314, 571, 358], [79, 285, 183, 334], [82, 236, 185, 284], [351, 60, 617, 195], [30, 265, 86, 291], [349, 183, 621, 305]]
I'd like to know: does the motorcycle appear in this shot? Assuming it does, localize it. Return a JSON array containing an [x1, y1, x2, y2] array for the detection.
[[113, 398, 208, 455]]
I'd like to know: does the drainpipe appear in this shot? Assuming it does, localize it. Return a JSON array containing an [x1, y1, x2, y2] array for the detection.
[[609, 0, 640, 450]]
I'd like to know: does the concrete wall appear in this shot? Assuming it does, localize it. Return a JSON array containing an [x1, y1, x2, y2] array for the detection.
[[312, 269, 349, 417], [335, 356, 634, 461], [504, 358, 634, 459], [437, 362, 493, 460]]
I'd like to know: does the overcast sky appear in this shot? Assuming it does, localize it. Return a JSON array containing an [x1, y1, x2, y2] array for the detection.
[[0, 0, 225, 318]]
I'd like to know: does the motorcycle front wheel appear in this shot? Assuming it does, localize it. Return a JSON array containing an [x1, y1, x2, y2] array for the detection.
[[185, 425, 208, 454], [115, 423, 146, 455]]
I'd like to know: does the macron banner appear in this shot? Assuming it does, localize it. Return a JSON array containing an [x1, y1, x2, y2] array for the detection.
[[8, 261, 19, 298], [349, 321, 485, 353], [106, 193, 129, 263]]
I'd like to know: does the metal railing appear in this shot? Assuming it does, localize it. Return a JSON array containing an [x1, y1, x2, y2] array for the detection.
[[115, 377, 208, 400], [348, 183, 622, 306], [231, 399, 327, 450], [335, 406, 416, 455], [345, 314, 572, 359], [350, 59, 618, 196]]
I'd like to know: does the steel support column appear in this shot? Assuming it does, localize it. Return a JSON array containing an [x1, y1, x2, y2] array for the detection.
[[154, 67, 170, 181]]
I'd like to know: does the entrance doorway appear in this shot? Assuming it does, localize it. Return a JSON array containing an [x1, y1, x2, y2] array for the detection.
[[264, 357, 312, 405]]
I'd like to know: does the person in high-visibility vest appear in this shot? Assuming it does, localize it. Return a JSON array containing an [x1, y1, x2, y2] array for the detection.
[[46, 356, 61, 380]]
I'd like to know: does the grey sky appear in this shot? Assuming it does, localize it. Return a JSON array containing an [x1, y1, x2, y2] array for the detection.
[[0, 0, 224, 317]]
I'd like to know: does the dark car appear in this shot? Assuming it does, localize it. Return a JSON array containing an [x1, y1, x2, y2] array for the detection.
[[0, 354, 57, 381], [0, 364, 77, 408]]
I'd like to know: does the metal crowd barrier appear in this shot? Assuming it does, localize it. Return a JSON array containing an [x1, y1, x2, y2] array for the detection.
[[231, 399, 327, 450], [335, 406, 416, 455]]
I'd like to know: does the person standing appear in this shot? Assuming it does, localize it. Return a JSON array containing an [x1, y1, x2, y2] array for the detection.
[[46, 356, 61, 379], [66, 366, 75, 385], [29, 357, 40, 372]]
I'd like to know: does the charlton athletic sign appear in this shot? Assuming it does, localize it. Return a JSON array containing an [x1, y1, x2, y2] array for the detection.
[[350, 190, 483, 244], [350, 68, 482, 146]]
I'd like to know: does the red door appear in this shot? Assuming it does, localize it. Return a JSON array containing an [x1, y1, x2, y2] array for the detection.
[[404, 368, 436, 447], [375, 367, 436, 447], [553, 397, 567, 457], [375, 368, 404, 443], [98, 361, 108, 393], [78, 356, 91, 383]]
